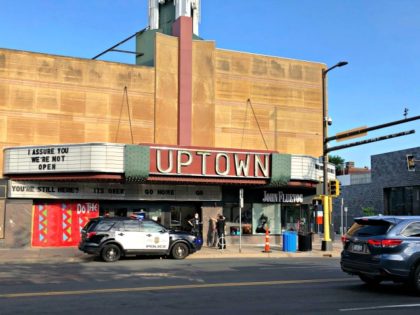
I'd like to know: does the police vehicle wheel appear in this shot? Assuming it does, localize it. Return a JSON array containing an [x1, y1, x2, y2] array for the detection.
[[171, 243, 188, 259], [101, 244, 121, 262]]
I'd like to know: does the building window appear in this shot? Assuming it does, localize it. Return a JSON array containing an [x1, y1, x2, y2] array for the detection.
[[223, 203, 253, 235], [223, 203, 312, 235], [252, 204, 281, 234], [386, 186, 420, 215], [170, 205, 199, 232]]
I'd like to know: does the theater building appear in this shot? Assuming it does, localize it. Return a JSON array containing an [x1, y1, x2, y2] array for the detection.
[[0, 0, 335, 248]]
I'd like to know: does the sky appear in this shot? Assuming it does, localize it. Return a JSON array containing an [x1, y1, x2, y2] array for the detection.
[[1, 0, 419, 168]]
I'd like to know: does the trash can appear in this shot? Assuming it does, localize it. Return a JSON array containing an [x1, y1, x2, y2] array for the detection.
[[298, 233, 312, 251], [282, 231, 297, 252]]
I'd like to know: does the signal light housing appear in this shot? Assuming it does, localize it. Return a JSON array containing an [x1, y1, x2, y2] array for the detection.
[[328, 179, 340, 197], [406, 154, 416, 172]]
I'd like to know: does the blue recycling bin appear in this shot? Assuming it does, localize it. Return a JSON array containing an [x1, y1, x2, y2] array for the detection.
[[282, 231, 297, 252]]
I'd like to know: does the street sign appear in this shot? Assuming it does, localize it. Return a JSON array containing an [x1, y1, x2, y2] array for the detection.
[[239, 188, 244, 208], [239, 188, 244, 253], [336, 126, 367, 142]]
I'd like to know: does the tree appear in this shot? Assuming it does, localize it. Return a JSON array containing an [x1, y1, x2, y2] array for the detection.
[[329, 155, 345, 175], [361, 206, 376, 216]]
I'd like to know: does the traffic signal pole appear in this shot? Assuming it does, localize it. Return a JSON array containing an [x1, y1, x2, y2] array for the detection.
[[326, 115, 420, 143], [320, 60, 417, 252], [320, 116, 418, 251], [322, 65, 332, 251], [321, 195, 332, 250]]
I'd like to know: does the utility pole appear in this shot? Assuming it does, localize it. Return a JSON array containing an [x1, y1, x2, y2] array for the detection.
[[239, 188, 244, 253], [322, 61, 348, 251], [340, 198, 344, 236], [344, 207, 348, 233], [320, 59, 419, 251]]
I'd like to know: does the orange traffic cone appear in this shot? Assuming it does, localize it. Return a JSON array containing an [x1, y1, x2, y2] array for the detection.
[[263, 227, 272, 253]]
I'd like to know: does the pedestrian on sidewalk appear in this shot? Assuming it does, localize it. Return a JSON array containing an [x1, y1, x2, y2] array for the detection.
[[216, 214, 226, 249], [188, 212, 202, 238], [188, 212, 203, 248]]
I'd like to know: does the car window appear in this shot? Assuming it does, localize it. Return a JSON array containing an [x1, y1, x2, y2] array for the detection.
[[84, 220, 98, 232], [122, 221, 141, 232], [347, 221, 392, 237], [402, 222, 420, 237], [95, 221, 115, 232], [141, 221, 165, 233]]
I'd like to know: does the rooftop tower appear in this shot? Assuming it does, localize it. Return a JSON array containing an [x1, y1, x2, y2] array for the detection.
[[136, 0, 201, 66]]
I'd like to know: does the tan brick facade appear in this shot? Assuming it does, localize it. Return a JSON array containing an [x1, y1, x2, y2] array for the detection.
[[0, 35, 324, 176]]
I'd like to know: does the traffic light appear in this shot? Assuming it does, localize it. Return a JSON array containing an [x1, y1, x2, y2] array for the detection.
[[328, 179, 340, 197], [407, 154, 416, 172]]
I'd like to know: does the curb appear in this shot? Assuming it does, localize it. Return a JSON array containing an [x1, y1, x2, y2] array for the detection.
[[0, 244, 342, 264]]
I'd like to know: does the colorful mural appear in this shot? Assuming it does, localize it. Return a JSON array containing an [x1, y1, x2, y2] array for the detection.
[[32, 202, 99, 247]]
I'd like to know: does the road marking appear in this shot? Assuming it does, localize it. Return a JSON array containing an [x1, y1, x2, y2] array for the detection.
[[0, 278, 356, 299], [260, 265, 335, 270], [340, 304, 420, 312]]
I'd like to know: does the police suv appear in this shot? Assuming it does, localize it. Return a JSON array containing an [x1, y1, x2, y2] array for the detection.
[[79, 217, 201, 262]]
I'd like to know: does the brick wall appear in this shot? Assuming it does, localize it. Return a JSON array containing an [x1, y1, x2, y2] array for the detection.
[[333, 147, 420, 231], [0, 200, 33, 248]]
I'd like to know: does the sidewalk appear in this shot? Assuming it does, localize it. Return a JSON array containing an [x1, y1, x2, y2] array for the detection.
[[0, 240, 343, 264], [190, 241, 342, 259]]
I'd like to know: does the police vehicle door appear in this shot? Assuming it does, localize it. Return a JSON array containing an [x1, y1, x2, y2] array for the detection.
[[115, 220, 144, 250], [140, 220, 170, 251]]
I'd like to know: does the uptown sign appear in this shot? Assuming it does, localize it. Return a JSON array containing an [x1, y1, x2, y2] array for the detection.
[[150, 146, 271, 179]]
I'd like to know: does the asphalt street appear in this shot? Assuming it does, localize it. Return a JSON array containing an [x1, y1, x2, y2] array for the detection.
[[0, 257, 419, 314]]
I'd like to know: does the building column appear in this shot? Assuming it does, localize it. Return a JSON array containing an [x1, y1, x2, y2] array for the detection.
[[172, 16, 193, 146], [0, 200, 5, 240]]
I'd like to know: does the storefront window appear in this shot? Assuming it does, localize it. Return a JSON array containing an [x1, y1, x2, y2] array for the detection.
[[282, 205, 311, 233], [252, 204, 281, 235], [170, 205, 200, 232], [223, 203, 253, 235], [144, 207, 162, 224], [223, 202, 311, 235], [171, 207, 182, 227], [282, 205, 300, 232]]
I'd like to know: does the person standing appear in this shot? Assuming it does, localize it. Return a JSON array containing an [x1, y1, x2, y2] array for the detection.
[[188, 212, 202, 238], [216, 214, 226, 249]]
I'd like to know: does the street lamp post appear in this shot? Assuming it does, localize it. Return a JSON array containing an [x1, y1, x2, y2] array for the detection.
[[322, 61, 348, 251]]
